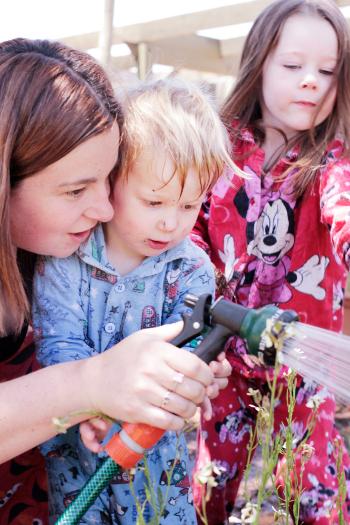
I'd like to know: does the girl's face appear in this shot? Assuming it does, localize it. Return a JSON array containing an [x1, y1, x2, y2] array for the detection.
[[261, 13, 338, 138], [105, 147, 206, 273], [10, 124, 119, 257]]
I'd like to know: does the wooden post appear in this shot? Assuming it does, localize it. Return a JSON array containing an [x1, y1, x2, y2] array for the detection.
[[99, 0, 115, 67], [137, 42, 150, 80]]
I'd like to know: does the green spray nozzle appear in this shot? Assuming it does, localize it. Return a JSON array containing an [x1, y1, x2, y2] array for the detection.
[[179, 294, 299, 366]]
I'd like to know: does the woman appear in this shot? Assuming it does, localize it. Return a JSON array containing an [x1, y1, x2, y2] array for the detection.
[[0, 38, 229, 523]]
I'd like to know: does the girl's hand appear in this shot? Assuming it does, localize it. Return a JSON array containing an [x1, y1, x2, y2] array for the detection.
[[80, 418, 112, 453], [83, 322, 215, 432]]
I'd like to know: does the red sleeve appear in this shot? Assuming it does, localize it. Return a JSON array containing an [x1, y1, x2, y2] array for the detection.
[[319, 157, 350, 270]]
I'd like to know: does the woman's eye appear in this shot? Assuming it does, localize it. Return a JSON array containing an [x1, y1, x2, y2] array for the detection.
[[148, 201, 162, 207], [183, 204, 195, 210], [66, 188, 85, 198], [283, 64, 300, 70]]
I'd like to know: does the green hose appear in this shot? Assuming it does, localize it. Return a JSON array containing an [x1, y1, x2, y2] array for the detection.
[[55, 457, 120, 524]]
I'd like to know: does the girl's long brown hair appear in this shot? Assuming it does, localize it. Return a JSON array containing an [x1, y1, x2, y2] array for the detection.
[[0, 38, 122, 336], [221, 0, 350, 196]]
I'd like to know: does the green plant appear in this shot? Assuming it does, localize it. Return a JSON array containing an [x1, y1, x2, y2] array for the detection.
[[129, 432, 189, 524], [192, 360, 345, 525]]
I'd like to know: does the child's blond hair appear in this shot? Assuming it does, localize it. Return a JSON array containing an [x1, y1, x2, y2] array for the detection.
[[117, 77, 237, 194]]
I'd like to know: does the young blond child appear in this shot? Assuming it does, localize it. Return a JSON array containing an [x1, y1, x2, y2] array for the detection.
[[191, 1, 350, 524], [33, 77, 235, 524]]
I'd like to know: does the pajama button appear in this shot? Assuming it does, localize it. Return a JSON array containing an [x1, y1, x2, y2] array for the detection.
[[104, 322, 115, 334]]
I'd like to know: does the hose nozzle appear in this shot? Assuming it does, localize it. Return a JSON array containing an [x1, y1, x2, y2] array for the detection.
[[185, 295, 299, 366]]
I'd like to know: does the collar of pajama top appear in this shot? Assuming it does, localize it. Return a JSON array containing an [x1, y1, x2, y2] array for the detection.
[[77, 223, 196, 276]]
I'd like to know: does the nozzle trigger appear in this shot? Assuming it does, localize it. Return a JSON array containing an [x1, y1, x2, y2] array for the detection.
[[170, 293, 212, 347]]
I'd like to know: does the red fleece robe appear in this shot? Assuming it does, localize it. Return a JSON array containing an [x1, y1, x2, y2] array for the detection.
[[191, 128, 350, 525]]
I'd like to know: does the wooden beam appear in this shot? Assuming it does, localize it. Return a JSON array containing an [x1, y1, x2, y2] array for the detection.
[[220, 36, 245, 59], [114, 1, 272, 43], [108, 54, 136, 71], [61, 1, 350, 52], [145, 34, 235, 75], [61, 1, 272, 50], [59, 0, 350, 77], [61, 32, 98, 50], [109, 35, 240, 76]]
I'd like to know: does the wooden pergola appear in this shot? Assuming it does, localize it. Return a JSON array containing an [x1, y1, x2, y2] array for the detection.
[[61, 0, 350, 79]]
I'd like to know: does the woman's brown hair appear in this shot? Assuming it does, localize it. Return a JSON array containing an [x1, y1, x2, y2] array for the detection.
[[0, 38, 122, 336], [221, 0, 350, 196]]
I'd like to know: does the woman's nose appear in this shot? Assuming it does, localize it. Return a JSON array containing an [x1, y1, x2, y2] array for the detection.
[[92, 199, 114, 222], [85, 185, 114, 223]]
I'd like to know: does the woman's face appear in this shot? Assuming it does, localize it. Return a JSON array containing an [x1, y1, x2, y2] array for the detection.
[[10, 124, 119, 257]]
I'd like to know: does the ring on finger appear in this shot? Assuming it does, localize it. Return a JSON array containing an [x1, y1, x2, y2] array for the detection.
[[161, 390, 171, 408], [172, 372, 184, 393]]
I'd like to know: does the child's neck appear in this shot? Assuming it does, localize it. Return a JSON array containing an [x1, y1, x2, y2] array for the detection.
[[107, 249, 144, 277], [103, 224, 145, 277], [261, 128, 290, 172]]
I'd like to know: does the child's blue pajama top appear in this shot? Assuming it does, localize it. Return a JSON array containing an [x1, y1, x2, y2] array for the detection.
[[32, 224, 215, 525]]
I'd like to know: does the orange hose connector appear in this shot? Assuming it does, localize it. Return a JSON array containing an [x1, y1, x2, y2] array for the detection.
[[105, 423, 165, 469]]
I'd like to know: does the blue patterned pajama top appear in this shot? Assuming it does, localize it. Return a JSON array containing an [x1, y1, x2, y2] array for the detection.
[[33, 224, 215, 524]]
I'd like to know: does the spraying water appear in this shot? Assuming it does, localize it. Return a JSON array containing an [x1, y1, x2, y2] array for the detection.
[[182, 293, 350, 405], [279, 321, 350, 404]]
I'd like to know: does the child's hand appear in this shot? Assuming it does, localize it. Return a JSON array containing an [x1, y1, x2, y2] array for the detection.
[[80, 418, 112, 453], [200, 352, 231, 421], [207, 352, 231, 397], [200, 396, 213, 421]]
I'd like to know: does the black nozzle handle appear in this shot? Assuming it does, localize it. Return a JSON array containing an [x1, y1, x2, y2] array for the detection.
[[194, 324, 232, 364], [170, 293, 233, 364], [170, 293, 212, 348]]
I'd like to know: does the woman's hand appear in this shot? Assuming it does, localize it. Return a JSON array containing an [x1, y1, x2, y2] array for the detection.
[[80, 331, 231, 450], [83, 322, 215, 432]]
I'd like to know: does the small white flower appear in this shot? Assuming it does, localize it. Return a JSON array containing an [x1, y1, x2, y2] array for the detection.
[[306, 393, 325, 410], [228, 502, 257, 523]]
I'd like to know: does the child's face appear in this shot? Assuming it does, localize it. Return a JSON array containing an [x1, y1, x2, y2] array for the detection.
[[261, 13, 337, 138], [105, 147, 206, 269]]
